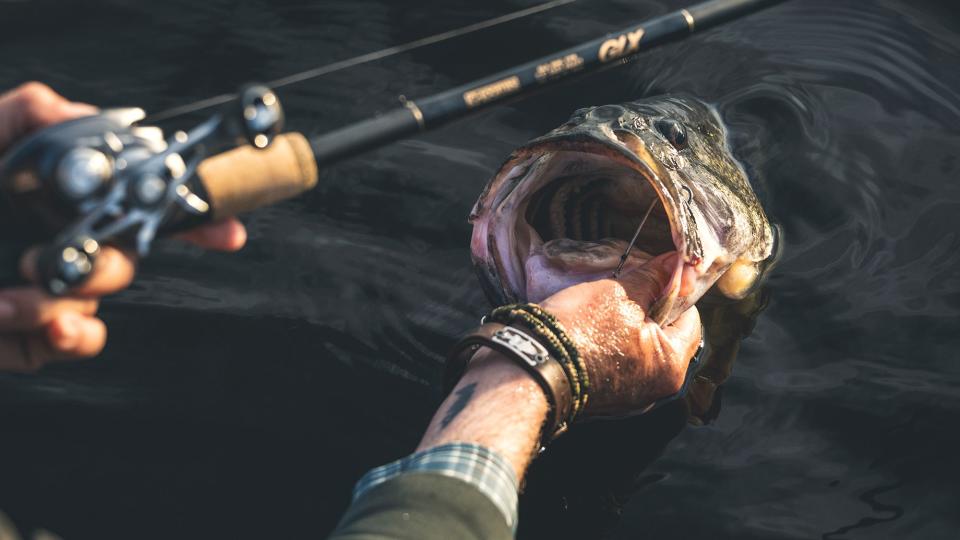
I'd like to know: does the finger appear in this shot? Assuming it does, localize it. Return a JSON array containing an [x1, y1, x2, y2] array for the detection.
[[0, 315, 107, 372], [0, 82, 97, 152], [0, 288, 98, 331], [614, 252, 679, 308], [20, 245, 136, 297], [46, 312, 108, 358], [175, 218, 247, 251], [664, 306, 703, 361]]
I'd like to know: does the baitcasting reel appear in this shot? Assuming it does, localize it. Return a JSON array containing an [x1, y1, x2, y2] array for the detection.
[[0, 85, 284, 294]]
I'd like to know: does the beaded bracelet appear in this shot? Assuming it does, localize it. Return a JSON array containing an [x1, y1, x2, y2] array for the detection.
[[486, 303, 589, 423]]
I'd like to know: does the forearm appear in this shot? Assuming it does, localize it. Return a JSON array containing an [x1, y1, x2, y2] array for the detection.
[[417, 348, 549, 481], [332, 349, 548, 539]]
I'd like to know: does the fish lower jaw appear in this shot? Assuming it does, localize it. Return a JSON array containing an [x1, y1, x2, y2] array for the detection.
[[522, 237, 649, 302], [521, 236, 702, 323]]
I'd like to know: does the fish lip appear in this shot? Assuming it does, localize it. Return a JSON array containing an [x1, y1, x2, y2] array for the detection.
[[475, 132, 705, 323]]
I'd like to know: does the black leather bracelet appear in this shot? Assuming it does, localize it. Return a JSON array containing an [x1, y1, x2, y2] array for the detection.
[[446, 322, 574, 444]]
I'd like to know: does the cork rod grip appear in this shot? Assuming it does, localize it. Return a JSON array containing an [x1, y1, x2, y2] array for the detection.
[[196, 132, 319, 221]]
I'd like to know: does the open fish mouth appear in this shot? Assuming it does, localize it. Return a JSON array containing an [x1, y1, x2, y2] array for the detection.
[[471, 139, 704, 325], [525, 154, 674, 266]]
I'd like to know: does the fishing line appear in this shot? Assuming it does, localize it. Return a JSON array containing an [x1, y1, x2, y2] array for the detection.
[[146, 0, 577, 123], [613, 197, 660, 278]]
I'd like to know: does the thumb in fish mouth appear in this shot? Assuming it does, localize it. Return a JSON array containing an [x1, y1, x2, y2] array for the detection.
[[540, 251, 703, 417], [614, 251, 694, 324]]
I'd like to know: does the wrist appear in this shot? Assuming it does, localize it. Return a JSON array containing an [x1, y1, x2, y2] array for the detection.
[[445, 318, 579, 448], [418, 347, 549, 481], [466, 347, 547, 390], [462, 348, 552, 432]]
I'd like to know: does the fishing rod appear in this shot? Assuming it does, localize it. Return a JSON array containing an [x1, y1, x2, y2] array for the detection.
[[0, 0, 783, 294]]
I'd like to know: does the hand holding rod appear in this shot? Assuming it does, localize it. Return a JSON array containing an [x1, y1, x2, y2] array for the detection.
[[0, 85, 294, 293]]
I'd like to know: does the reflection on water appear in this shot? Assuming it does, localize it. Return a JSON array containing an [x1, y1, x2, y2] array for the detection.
[[1, 0, 959, 539]]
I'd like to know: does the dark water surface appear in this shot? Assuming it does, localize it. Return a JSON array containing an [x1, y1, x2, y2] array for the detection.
[[2, 0, 959, 538]]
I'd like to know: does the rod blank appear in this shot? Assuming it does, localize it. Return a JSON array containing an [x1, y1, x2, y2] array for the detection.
[[198, 0, 784, 222], [309, 0, 784, 166]]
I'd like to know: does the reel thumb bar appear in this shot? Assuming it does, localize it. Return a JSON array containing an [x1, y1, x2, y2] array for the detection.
[[194, 0, 782, 220]]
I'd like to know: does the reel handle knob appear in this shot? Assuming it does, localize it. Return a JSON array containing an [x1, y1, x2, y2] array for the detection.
[[36, 237, 100, 295], [234, 85, 284, 149]]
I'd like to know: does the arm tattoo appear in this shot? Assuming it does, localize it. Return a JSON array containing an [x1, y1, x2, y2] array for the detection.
[[440, 382, 478, 429]]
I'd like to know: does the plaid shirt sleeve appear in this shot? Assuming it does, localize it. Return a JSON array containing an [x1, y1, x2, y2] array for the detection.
[[352, 442, 519, 530]]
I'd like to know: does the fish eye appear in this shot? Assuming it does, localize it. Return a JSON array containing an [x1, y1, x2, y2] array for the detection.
[[655, 119, 688, 150]]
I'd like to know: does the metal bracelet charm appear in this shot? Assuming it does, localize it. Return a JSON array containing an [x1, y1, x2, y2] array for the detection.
[[490, 326, 552, 368]]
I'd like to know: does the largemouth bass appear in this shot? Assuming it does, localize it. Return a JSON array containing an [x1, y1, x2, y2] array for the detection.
[[469, 95, 776, 324]]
